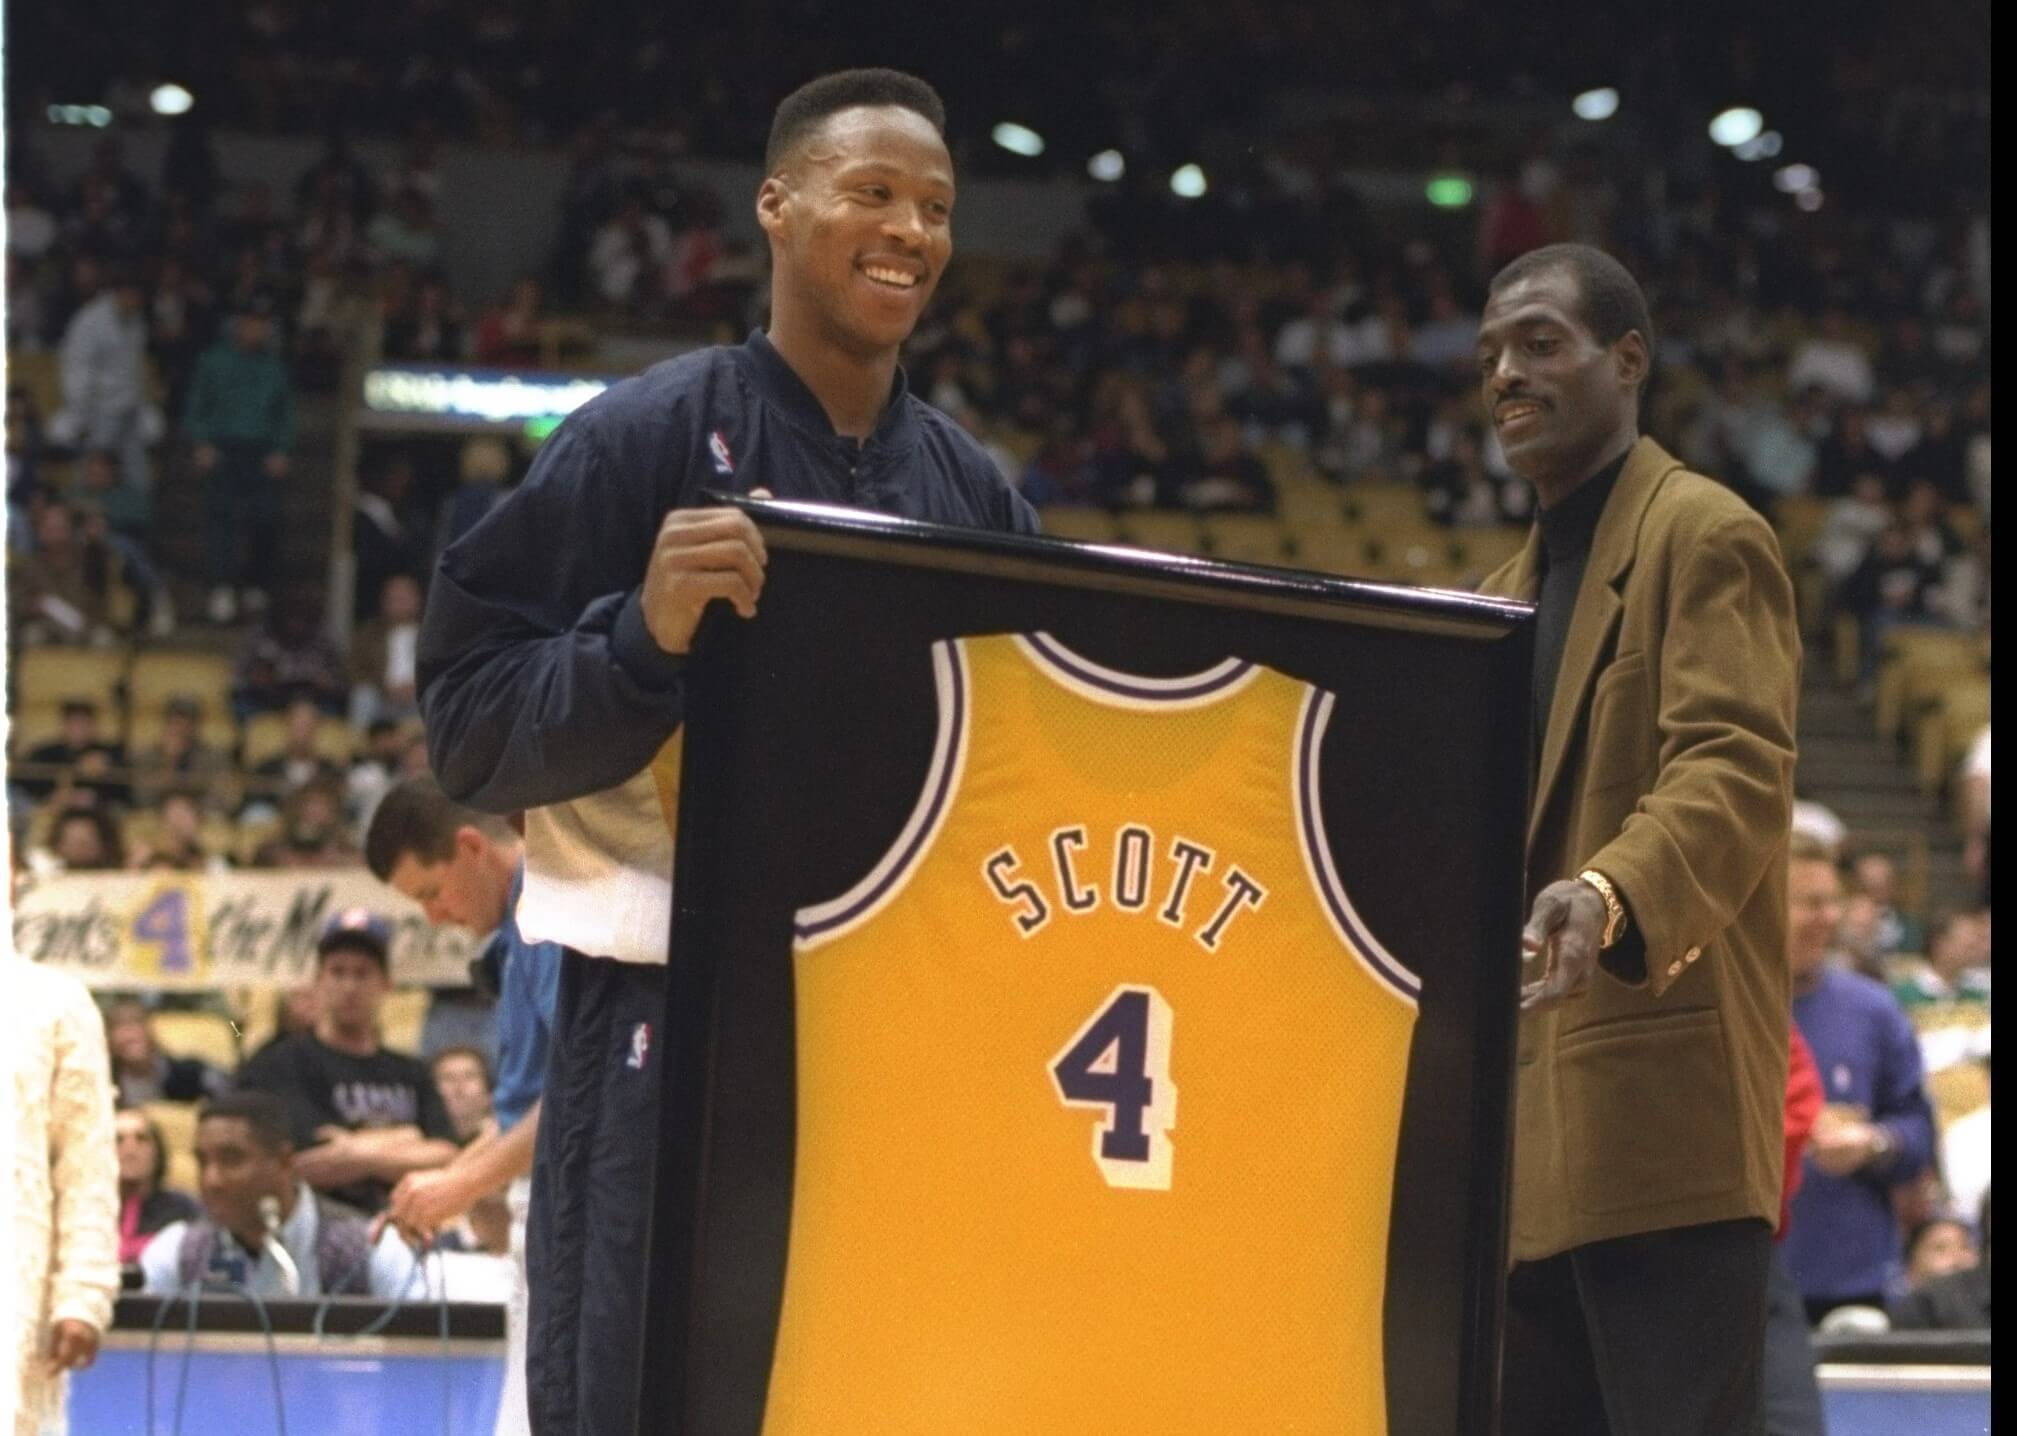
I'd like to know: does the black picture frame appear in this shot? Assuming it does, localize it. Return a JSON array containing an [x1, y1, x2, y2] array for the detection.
[[639, 496, 1534, 1435]]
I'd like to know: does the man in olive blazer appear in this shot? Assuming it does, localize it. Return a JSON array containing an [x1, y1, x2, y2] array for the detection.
[[1474, 245, 1800, 1434]]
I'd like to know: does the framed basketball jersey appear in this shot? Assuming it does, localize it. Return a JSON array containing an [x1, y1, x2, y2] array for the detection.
[[641, 499, 1532, 1436]]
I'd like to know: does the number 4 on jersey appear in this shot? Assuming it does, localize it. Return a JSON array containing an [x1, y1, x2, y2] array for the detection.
[[1050, 985, 1177, 1190]]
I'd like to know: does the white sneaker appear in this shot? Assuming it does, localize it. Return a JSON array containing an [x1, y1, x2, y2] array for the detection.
[[241, 587, 270, 616], [207, 586, 238, 624]]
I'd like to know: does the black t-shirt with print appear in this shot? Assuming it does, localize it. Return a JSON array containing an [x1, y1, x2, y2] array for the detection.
[[235, 1033, 455, 1211]]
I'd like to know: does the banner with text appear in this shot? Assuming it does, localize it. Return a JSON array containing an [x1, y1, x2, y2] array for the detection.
[[12, 870, 480, 988]]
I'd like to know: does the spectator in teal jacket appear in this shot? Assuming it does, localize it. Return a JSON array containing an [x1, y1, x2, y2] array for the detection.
[[182, 298, 295, 626]]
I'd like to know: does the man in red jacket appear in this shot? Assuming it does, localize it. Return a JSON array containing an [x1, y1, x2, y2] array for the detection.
[[1763, 1027, 1827, 1434]]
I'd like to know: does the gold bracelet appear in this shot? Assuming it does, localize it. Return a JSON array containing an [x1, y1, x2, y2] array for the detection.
[[1577, 868, 1629, 950]]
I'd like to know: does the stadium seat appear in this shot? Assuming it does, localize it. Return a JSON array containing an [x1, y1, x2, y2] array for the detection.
[[1340, 483, 1426, 529], [151, 1010, 242, 1070], [1112, 511, 1207, 557], [128, 651, 236, 722], [378, 988, 433, 1055], [1877, 631, 1987, 742], [1915, 678, 1990, 797], [1036, 508, 1121, 544], [1200, 515, 1292, 567], [144, 1100, 201, 1197], [14, 647, 128, 714], [1450, 527, 1530, 583], [126, 706, 242, 756]]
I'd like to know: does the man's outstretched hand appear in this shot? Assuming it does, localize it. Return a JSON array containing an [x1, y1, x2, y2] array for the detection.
[[1521, 878, 1608, 1012]]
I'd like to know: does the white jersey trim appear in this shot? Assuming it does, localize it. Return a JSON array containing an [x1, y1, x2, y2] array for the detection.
[[794, 640, 971, 951], [1292, 688, 1422, 1008], [1013, 632, 1262, 711]]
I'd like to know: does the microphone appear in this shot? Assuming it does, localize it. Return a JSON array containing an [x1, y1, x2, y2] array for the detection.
[[258, 1195, 301, 1296]]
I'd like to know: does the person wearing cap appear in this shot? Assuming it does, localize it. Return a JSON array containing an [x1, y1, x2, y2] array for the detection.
[[181, 296, 296, 626], [233, 908, 458, 1212]]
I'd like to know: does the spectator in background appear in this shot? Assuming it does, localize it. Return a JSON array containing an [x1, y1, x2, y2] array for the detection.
[[137, 1092, 429, 1299], [1942, 1058, 1991, 1223], [350, 573, 425, 727], [132, 696, 232, 809], [1851, 851, 1926, 960], [1179, 414, 1276, 513], [1899, 1216, 1979, 1296], [183, 299, 296, 625], [71, 446, 174, 636], [432, 1046, 496, 1145], [1889, 910, 1992, 1007], [250, 695, 347, 799], [231, 592, 349, 719], [366, 186, 443, 270], [352, 453, 424, 623], [473, 277, 546, 368], [53, 261, 159, 500], [114, 1107, 200, 1265], [13, 958, 120, 1435], [251, 778, 361, 869], [7, 497, 124, 648], [1787, 308, 1877, 406], [1889, 1193, 1990, 1331], [104, 996, 229, 1107], [130, 789, 230, 873], [435, 435, 512, 556], [383, 270, 465, 363], [48, 806, 128, 873], [346, 718, 412, 838], [587, 190, 675, 308], [1782, 834, 1938, 1323], [1838, 519, 1947, 694], [19, 699, 127, 806], [234, 911, 459, 1212]]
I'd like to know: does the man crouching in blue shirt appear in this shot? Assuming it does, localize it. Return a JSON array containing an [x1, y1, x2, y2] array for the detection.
[[366, 776, 562, 1436], [416, 66, 1037, 1436]]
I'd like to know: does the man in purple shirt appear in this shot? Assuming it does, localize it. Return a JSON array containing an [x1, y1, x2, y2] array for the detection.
[[1782, 833, 1937, 1321]]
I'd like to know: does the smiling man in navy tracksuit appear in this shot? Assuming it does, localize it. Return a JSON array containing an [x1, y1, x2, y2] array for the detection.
[[417, 68, 1037, 1436]]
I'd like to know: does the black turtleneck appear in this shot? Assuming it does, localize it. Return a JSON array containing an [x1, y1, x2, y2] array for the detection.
[[1532, 449, 1630, 752]]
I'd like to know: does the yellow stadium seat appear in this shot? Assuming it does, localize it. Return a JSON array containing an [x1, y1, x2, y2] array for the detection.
[[8, 350, 63, 418], [14, 647, 128, 712], [9, 703, 74, 755], [1036, 508, 1121, 544], [1340, 482, 1427, 529], [1947, 506, 1984, 546], [233, 818, 282, 866], [1291, 529, 1374, 580], [144, 1100, 201, 1197], [1112, 511, 1207, 557], [378, 988, 433, 1056], [1916, 679, 1991, 796], [150, 1010, 241, 1070], [1773, 495, 1830, 566], [128, 651, 236, 721], [1275, 475, 1344, 530], [1200, 515, 1292, 567]]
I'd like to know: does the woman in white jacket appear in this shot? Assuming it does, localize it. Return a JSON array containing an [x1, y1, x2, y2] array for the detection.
[[10, 959, 120, 1436]]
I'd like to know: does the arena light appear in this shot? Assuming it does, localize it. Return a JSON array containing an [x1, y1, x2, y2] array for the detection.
[[1773, 164, 1819, 195], [1795, 189, 1825, 213], [1709, 107, 1765, 148], [1572, 88, 1620, 122], [149, 84, 194, 116], [992, 122, 1045, 158], [1088, 149, 1126, 183], [46, 104, 113, 127], [1731, 129, 1784, 162], [1425, 174, 1475, 208], [1170, 164, 1208, 199]]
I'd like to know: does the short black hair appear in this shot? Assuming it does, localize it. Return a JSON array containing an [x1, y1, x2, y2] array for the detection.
[[198, 1090, 295, 1154], [364, 774, 515, 882], [1489, 243, 1655, 385], [765, 68, 946, 174]]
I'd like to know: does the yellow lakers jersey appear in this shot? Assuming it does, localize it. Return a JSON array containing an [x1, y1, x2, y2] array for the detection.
[[766, 632, 1420, 1435]]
